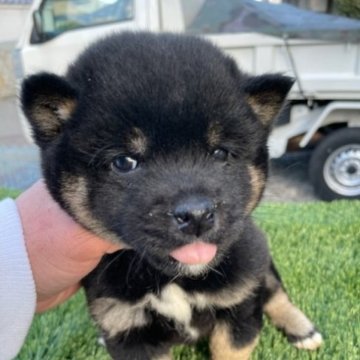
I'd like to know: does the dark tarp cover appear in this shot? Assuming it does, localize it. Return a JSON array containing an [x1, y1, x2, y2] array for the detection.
[[187, 0, 360, 42]]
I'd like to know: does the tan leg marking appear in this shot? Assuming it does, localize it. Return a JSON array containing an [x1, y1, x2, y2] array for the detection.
[[210, 323, 259, 360], [264, 288, 323, 350]]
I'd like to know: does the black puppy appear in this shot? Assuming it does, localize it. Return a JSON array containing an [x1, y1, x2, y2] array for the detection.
[[21, 32, 322, 360]]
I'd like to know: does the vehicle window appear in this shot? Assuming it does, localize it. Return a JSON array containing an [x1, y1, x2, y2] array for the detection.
[[39, 0, 134, 35], [183, 0, 360, 42]]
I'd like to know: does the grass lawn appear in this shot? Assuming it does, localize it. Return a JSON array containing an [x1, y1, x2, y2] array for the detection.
[[2, 189, 358, 360]]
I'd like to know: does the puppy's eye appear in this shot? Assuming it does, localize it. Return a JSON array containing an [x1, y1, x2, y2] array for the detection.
[[212, 148, 229, 161], [112, 156, 138, 172]]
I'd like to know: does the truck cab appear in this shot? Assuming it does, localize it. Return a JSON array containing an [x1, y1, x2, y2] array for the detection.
[[15, 0, 360, 200]]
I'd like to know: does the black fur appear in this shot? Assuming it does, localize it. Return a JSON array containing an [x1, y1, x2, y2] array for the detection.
[[22, 32, 320, 359]]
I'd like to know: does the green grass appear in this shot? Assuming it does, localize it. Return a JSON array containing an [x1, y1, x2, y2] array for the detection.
[[3, 189, 358, 359], [0, 188, 21, 199]]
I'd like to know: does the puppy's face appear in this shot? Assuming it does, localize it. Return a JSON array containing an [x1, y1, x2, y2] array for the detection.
[[22, 33, 292, 276]]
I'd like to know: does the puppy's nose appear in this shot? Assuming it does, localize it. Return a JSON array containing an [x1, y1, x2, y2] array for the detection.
[[173, 196, 215, 236]]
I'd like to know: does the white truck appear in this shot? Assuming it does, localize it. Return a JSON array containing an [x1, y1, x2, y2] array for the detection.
[[14, 0, 360, 200]]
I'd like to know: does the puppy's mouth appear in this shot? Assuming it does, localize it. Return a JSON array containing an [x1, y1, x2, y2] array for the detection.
[[169, 241, 217, 265]]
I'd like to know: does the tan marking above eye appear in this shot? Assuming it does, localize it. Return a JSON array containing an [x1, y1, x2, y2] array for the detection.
[[207, 121, 222, 148], [127, 127, 148, 155]]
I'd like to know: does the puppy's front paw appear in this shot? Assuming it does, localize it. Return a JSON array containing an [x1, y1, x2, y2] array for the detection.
[[97, 336, 106, 347], [290, 329, 323, 350], [264, 288, 323, 351]]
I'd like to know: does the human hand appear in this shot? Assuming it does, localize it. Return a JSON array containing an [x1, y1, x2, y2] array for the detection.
[[16, 180, 121, 313]]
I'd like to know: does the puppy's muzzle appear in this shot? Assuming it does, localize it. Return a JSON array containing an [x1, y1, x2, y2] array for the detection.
[[173, 195, 215, 237]]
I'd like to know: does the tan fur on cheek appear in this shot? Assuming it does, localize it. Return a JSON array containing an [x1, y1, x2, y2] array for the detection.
[[210, 323, 259, 360], [245, 165, 265, 214], [61, 175, 124, 245]]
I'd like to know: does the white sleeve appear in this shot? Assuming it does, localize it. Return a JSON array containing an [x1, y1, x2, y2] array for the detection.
[[0, 198, 36, 360]]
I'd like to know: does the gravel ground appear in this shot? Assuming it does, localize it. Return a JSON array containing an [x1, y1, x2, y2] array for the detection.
[[0, 144, 40, 190], [264, 152, 316, 202]]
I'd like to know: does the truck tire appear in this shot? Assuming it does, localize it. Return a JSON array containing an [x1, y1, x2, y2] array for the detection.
[[309, 128, 360, 201]]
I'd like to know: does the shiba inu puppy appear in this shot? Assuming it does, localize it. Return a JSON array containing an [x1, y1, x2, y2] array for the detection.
[[22, 32, 322, 360]]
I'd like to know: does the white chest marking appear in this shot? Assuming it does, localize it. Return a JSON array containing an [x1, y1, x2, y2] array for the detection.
[[150, 284, 199, 339], [91, 297, 148, 338], [92, 279, 258, 340]]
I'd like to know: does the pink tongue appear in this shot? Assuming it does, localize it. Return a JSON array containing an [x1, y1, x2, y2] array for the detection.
[[170, 242, 217, 265]]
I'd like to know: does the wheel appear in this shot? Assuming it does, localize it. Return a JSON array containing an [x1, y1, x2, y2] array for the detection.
[[309, 128, 360, 201]]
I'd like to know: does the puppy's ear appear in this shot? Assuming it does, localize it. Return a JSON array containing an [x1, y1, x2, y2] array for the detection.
[[242, 74, 294, 126], [21, 73, 78, 148]]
